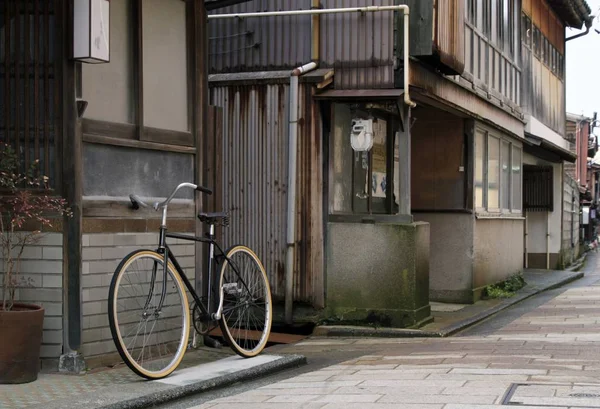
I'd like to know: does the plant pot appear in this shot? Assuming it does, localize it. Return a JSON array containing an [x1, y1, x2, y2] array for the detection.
[[0, 303, 45, 384]]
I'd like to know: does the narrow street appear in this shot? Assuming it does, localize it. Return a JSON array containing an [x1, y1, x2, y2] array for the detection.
[[159, 253, 600, 409]]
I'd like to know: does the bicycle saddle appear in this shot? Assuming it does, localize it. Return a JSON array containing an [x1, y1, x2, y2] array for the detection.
[[198, 212, 229, 225]]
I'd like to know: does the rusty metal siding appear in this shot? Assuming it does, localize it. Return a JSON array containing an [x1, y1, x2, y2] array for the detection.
[[208, 0, 396, 89], [320, 0, 395, 89], [210, 83, 324, 306], [208, 1, 312, 73]]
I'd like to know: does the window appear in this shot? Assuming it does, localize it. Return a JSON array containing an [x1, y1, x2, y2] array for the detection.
[[81, 0, 193, 146], [330, 103, 400, 215], [474, 127, 522, 214], [475, 130, 486, 209]]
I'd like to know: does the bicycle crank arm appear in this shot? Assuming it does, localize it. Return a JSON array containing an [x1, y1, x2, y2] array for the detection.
[[212, 285, 225, 321]]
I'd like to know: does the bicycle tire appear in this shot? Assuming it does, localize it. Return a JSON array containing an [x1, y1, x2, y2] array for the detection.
[[108, 250, 190, 379], [218, 245, 272, 357]]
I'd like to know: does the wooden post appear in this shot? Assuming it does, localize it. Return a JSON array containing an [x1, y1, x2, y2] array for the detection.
[[398, 103, 412, 215], [60, 0, 83, 354], [194, 0, 209, 298]]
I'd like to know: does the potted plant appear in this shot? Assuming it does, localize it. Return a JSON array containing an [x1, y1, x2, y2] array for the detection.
[[0, 143, 71, 384]]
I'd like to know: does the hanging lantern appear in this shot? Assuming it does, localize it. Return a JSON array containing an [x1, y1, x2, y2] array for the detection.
[[73, 0, 110, 63]]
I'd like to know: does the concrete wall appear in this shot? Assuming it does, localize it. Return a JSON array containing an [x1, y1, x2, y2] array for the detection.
[[473, 219, 524, 291], [0, 233, 64, 370], [80, 232, 195, 367], [523, 153, 563, 269], [413, 213, 474, 303], [325, 222, 431, 328]]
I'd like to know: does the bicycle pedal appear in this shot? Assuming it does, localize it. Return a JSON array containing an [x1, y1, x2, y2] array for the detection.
[[223, 283, 242, 295]]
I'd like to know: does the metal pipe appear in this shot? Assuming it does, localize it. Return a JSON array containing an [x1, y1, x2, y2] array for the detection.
[[566, 17, 593, 41], [547, 211, 550, 269], [285, 61, 317, 324], [208, 5, 416, 107], [524, 212, 528, 268]]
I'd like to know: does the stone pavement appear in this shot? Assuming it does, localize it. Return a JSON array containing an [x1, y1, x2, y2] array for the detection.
[[187, 254, 600, 408], [0, 257, 589, 409]]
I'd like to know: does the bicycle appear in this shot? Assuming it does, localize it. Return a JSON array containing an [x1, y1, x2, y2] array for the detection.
[[108, 182, 273, 380]]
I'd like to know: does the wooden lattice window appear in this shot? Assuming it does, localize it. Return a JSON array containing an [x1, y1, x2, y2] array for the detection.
[[523, 165, 553, 211], [0, 0, 60, 186]]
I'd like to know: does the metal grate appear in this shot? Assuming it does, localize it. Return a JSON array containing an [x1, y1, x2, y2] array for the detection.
[[523, 165, 553, 211], [0, 0, 60, 185]]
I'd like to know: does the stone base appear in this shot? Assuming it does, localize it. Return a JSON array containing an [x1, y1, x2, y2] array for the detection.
[[325, 221, 432, 329], [59, 352, 86, 375]]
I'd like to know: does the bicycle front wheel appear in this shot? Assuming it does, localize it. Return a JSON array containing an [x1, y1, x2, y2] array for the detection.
[[218, 245, 272, 357], [108, 250, 190, 379]]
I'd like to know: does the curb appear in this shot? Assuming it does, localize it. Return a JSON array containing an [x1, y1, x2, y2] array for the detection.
[[314, 271, 584, 339], [99, 354, 307, 409]]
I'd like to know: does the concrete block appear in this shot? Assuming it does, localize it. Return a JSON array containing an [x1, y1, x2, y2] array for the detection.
[[82, 247, 103, 261], [37, 233, 63, 246], [43, 329, 63, 344], [83, 314, 109, 329], [136, 233, 159, 246], [42, 247, 63, 260], [83, 287, 109, 302], [81, 340, 117, 357], [89, 234, 114, 247], [42, 274, 63, 288], [88, 260, 118, 274], [43, 316, 63, 330], [39, 302, 62, 316], [82, 274, 104, 289], [59, 352, 86, 374], [82, 234, 90, 247], [15, 246, 43, 260], [19, 260, 62, 274], [82, 328, 104, 344], [82, 301, 108, 316], [83, 262, 90, 274], [114, 234, 138, 246], [40, 344, 62, 358], [19, 288, 62, 303]]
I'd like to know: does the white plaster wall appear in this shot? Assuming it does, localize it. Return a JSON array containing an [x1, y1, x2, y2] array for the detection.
[[473, 218, 524, 288]]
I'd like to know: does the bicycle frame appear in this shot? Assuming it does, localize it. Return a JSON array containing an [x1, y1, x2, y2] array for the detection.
[[150, 223, 253, 323]]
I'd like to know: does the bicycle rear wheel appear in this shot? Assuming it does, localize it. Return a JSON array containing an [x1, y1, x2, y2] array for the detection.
[[108, 250, 190, 379], [218, 245, 272, 357]]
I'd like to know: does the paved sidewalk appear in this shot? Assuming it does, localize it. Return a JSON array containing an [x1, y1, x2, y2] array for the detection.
[[0, 347, 305, 409], [188, 253, 600, 409], [0, 258, 587, 409]]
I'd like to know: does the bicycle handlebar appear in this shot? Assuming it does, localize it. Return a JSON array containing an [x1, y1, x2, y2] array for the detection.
[[130, 183, 212, 211]]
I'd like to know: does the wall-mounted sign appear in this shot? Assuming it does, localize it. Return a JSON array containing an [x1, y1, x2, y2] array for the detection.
[[583, 206, 590, 225], [74, 0, 110, 63]]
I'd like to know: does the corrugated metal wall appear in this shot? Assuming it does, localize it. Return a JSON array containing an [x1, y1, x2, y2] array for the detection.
[[208, 0, 395, 89], [210, 83, 324, 307]]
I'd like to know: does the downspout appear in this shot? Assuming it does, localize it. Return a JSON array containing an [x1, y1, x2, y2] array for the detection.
[[547, 211, 550, 269], [524, 211, 528, 268], [285, 61, 317, 324], [208, 5, 416, 324]]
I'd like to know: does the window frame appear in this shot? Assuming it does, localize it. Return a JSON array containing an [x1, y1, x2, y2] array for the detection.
[[80, 0, 196, 150], [328, 102, 402, 217], [474, 125, 523, 216]]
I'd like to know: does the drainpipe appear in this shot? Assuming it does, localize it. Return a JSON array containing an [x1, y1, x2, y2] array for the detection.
[[208, 5, 416, 324], [285, 61, 317, 324], [524, 212, 528, 268], [547, 211, 550, 269], [566, 17, 593, 41]]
